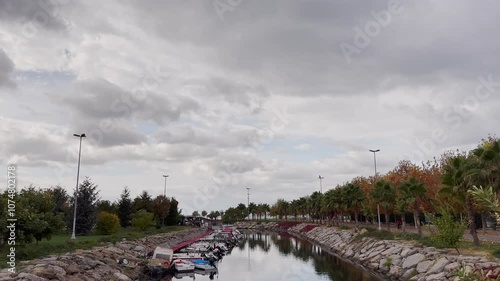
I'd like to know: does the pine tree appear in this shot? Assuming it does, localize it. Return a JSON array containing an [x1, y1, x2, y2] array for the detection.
[[117, 187, 133, 227], [71, 178, 99, 235]]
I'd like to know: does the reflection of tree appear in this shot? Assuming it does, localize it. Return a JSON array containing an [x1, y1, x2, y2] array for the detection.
[[246, 232, 271, 252], [244, 232, 381, 281], [290, 239, 311, 262], [270, 233, 293, 256]]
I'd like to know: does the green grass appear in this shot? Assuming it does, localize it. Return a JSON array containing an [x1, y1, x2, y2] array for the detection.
[[0, 226, 186, 268], [355, 227, 500, 261]]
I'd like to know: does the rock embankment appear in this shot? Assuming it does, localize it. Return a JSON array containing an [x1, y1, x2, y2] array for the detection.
[[0, 227, 206, 281], [236, 222, 500, 281]]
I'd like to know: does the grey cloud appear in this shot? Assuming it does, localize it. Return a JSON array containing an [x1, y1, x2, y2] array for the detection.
[[188, 77, 269, 108], [126, 0, 500, 98], [0, 0, 70, 31], [155, 124, 261, 149], [0, 48, 16, 88], [51, 77, 199, 129]]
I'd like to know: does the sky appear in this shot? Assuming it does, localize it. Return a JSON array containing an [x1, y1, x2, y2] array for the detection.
[[1, 0, 499, 214]]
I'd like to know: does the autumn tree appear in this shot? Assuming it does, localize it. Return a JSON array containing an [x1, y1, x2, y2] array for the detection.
[[152, 195, 170, 226]]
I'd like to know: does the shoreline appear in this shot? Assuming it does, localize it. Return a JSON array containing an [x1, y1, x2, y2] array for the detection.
[[236, 221, 500, 281], [0, 227, 206, 281]]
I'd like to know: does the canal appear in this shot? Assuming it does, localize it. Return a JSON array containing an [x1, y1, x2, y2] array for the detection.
[[155, 231, 386, 281]]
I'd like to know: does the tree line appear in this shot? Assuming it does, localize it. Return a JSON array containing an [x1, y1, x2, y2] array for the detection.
[[217, 135, 500, 246], [0, 177, 180, 247]]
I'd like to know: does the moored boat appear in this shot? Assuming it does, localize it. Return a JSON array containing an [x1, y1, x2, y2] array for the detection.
[[172, 259, 195, 272]]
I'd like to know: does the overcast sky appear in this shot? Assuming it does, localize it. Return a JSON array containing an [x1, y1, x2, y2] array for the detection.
[[1, 0, 499, 214]]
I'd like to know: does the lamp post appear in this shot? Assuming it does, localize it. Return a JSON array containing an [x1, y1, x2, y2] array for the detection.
[[163, 174, 169, 197], [318, 175, 324, 224], [318, 175, 324, 194], [369, 149, 381, 231], [246, 187, 251, 220], [71, 133, 86, 240]]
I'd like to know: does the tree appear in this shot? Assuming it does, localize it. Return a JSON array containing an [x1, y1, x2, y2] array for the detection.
[[208, 211, 217, 220], [441, 152, 481, 246], [248, 203, 257, 220], [48, 186, 69, 215], [71, 178, 99, 235], [96, 211, 120, 235], [472, 136, 500, 189], [152, 195, 170, 226], [262, 204, 270, 220], [165, 197, 180, 226], [133, 190, 153, 213], [202, 210, 207, 217], [468, 185, 500, 232], [97, 200, 118, 214], [370, 179, 396, 231], [131, 210, 154, 231], [15, 187, 65, 243], [430, 210, 464, 254], [309, 192, 323, 223], [344, 183, 365, 230], [398, 177, 426, 235], [236, 203, 247, 219], [117, 187, 133, 227], [192, 211, 200, 217]]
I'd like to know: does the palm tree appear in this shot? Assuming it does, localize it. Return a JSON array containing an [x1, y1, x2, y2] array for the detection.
[[472, 137, 500, 189], [468, 185, 500, 232], [344, 183, 366, 230], [398, 177, 426, 235], [441, 153, 481, 246], [262, 203, 270, 220], [248, 202, 257, 220], [309, 192, 323, 223], [370, 179, 396, 231]]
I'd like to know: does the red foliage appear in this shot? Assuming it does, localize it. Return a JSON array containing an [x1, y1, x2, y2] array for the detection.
[[300, 225, 318, 233], [276, 222, 301, 229]]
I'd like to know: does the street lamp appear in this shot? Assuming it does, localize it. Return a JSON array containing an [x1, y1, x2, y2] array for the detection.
[[163, 175, 169, 197], [369, 149, 381, 231], [318, 175, 324, 194], [71, 133, 86, 240], [318, 175, 324, 224], [246, 187, 251, 220]]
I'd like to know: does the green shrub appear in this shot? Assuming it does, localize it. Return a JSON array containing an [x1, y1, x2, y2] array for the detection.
[[131, 210, 154, 231], [96, 211, 120, 235], [429, 210, 464, 253]]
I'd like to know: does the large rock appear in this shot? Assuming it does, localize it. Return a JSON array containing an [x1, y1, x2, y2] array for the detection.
[[427, 257, 449, 275], [416, 260, 434, 273], [425, 272, 446, 280], [403, 253, 426, 269]]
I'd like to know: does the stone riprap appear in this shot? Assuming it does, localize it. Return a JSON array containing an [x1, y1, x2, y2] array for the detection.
[[0, 228, 206, 281], [236, 222, 500, 281]]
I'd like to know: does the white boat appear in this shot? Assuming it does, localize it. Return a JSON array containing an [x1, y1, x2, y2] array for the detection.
[[172, 259, 195, 272], [148, 246, 174, 269]]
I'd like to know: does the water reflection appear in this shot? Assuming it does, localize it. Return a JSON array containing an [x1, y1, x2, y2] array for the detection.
[[143, 231, 386, 281]]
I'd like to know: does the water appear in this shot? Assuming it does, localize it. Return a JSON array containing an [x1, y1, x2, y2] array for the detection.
[[147, 231, 386, 281]]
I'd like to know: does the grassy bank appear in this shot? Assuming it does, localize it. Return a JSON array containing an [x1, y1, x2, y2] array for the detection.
[[0, 226, 186, 268], [356, 227, 500, 260]]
